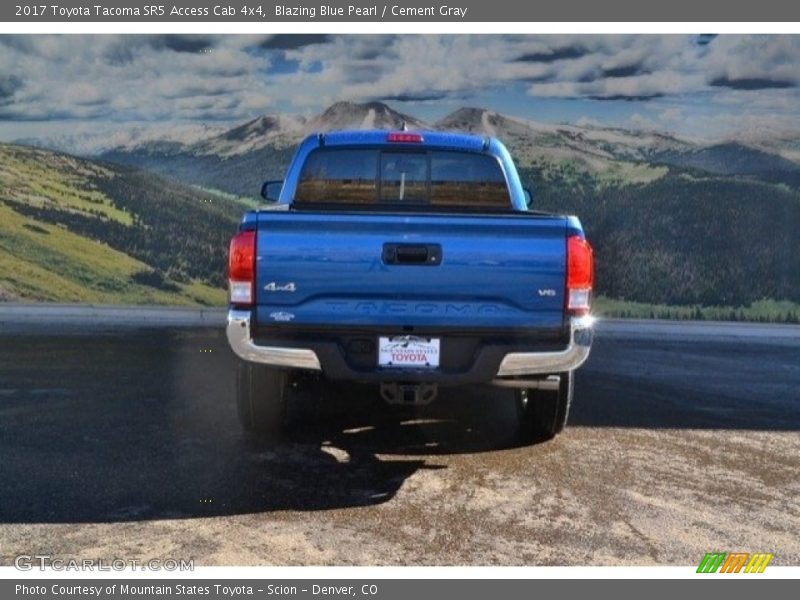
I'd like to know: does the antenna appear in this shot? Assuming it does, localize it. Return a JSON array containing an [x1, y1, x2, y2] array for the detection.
[[401, 120, 409, 132]]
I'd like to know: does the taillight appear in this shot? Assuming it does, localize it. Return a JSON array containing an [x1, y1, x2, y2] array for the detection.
[[387, 132, 424, 143], [228, 230, 256, 306], [566, 234, 594, 314]]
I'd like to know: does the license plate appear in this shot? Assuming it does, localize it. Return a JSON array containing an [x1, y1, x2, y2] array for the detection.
[[378, 336, 440, 368]]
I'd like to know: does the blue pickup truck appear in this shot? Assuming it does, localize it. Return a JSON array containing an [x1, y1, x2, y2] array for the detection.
[[226, 129, 594, 442]]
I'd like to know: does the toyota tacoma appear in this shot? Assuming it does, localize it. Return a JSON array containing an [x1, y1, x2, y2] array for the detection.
[[226, 130, 594, 442]]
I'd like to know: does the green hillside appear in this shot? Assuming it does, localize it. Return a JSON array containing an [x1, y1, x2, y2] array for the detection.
[[0, 144, 242, 305], [521, 167, 800, 315]]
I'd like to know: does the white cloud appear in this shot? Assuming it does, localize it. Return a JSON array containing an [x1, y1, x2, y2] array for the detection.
[[659, 107, 683, 121], [627, 113, 661, 131], [704, 36, 800, 87]]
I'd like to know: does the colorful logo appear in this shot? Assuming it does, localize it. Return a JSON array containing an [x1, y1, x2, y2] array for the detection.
[[697, 552, 773, 573]]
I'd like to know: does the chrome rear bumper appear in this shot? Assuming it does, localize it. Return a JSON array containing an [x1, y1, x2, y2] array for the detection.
[[227, 309, 322, 370], [495, 315, 594, 376], [227, 309, 593, 376]]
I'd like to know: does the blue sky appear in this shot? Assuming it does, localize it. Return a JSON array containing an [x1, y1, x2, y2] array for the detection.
[[1, 34, 799, 143]]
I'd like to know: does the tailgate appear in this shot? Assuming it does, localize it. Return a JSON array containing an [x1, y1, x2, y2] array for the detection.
[[254, 211, 567, 330]]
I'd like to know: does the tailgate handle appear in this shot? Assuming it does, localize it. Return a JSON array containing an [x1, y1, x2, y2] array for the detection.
[[383, 243, 442, 266]]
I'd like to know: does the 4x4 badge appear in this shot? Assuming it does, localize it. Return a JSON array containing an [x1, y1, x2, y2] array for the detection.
[[264, 282, 297, 292], [269, 312, 295, 322]]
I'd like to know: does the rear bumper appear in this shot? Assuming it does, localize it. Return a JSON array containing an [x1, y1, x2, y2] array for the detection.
[[495, 314, 593, 376], [227, 310, 322, 370], [226, 309, 593, 382]]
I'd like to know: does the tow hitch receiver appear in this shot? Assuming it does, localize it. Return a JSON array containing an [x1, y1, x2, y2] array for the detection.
[[380, 382, 438, 405]]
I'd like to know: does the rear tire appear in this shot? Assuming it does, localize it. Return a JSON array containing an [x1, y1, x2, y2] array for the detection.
[[236, 361, 289, 435], [516, 371, 574, 443]]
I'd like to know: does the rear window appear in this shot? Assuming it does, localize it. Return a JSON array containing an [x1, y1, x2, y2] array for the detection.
[[294, 148, 511, 209]]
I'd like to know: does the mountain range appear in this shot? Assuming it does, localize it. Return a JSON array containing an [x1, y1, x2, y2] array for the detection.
[[20, 101, 800, 197]]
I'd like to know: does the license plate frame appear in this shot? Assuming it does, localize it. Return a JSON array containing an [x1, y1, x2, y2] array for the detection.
[[378, 336, 440, 369]]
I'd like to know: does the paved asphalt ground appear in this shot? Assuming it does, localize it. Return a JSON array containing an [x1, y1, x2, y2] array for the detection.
[[0, 308, 798, 566]]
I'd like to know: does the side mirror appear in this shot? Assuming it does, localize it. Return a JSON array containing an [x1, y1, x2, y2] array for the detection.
[[260, 180, 283, 203], [523, 188, 533, 208]]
